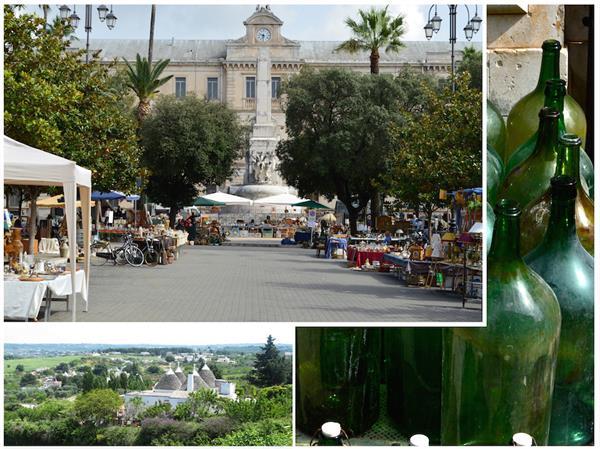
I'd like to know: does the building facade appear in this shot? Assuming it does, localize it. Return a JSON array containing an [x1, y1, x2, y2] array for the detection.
[[81, 6, 480, 196]]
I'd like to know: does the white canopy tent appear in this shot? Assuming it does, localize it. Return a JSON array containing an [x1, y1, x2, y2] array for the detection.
[[202, 191, 253, 205], [253, 193, 309, 205], [3, 136, 92, 321]]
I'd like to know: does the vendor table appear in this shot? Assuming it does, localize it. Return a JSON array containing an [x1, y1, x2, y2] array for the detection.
[[348, 236, 405, 245], [294, 231, 312, 242], [4, 270, 87, 321], [324, 237, 347, 259], [347, 246, 386, 266]]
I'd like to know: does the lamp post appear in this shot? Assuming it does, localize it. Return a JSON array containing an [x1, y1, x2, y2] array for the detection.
[[424, 4, 482, 91], [58, 4, 117, 63]]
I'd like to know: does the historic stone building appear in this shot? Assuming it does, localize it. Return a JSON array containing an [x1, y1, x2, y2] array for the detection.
[[81, 6, 480, 199]]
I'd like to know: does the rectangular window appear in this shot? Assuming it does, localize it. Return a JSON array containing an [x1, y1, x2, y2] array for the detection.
[[207, 77, 219, 100], [245, 76, 256, 98], [271, 77, 281, 98], [175, 77, 186, 98]]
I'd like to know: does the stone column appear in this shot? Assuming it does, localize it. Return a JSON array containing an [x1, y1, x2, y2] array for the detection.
[[255, 46, 272, 124]]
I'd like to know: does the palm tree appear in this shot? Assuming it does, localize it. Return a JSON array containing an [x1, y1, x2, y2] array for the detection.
[[336, 6, 406, 74], [123, 54, 173, 126]]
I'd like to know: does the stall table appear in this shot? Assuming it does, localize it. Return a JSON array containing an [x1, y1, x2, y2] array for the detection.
[[347, 246, 387, 266], [4, 270, 87, 321]]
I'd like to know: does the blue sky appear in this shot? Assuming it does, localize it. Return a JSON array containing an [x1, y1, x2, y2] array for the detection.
[[24, 3, 483, 43]]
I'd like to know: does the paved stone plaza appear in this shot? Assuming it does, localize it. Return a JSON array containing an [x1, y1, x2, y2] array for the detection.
[[50, 246, 482, 322]]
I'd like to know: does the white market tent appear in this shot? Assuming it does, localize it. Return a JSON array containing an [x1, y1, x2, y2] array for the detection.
[[253, 193, 309, 205], [3, 136, 92, 322], [202, 191, 253, 205]]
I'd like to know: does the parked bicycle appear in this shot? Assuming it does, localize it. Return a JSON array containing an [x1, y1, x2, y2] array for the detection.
[[138, 234, 160, 267], [90, 234, 144, 267]]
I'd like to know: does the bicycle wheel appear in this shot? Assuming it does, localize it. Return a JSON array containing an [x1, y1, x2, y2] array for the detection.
[[125, 245, 144, 267], [144, 249, 159, 267], [115, 249, 128, 265], [90, 242, 110, 266]]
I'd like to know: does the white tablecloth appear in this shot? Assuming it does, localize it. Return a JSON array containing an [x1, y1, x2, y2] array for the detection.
[[4, 270, 88, 320]]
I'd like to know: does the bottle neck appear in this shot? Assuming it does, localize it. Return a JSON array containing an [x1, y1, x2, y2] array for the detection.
[[543, 195, 578, 244], [489, 214, 521, 262], [555, 144, 580, 179], [536, 50, 560, 90], [535, 116, 560, 158]]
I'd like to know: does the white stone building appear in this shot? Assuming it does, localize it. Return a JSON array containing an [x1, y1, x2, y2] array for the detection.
[[76, 6, 479, 200], [123, 363, 236, 411]]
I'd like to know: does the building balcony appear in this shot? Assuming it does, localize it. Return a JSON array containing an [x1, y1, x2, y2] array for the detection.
[[242, 98, 256, 110]]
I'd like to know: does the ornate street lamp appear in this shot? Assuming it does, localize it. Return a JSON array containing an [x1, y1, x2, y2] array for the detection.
[[97, 4, 109, 22], [69, 7, 80, 29], [424, 4, 483, 91], [59, 4, 71, 20], [105, 6, 117, 30]]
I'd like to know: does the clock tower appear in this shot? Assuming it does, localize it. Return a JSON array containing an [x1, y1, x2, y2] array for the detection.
[[244, 5, 283, 45]]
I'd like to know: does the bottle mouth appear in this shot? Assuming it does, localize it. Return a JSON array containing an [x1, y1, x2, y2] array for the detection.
[[559, 133, 581, 146], [494, 199, 521, 217], [542, 39, 561, 51], [551, 175, 577, 199]]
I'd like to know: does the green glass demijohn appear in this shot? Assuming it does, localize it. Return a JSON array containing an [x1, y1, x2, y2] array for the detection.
[[384, 328, 441, 443], [506, 79, 594, 196], [441, 199, 561, 446], [506, 39, 587, 157], [485, 202, 495, 254], [487, 100, 507, 162], [500, 106, 561, 208], [296, 328, 380, 436], [524, 175, 594, 446], [520, 134, 594, 255], [487, 145, 504, 207]]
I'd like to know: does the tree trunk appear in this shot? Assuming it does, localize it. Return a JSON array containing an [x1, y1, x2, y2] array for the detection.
[[137, 99, 151, 131], [168, 204, 178, 229], [426, 207, 434, 242], [371, 192, 380, 230], [370, 49, 380, 74], [348, 208, 359, 235], [148, 5, 156, 66]]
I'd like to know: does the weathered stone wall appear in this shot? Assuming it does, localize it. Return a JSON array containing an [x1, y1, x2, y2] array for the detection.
[[487, 5, 567, 116]]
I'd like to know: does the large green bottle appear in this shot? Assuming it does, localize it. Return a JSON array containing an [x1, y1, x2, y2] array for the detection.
[[521, 134, 594, 255], [506, 79, 594, 195], [524, 176, 594, 446], [441, 200, 561, 446], [296, 328, 380, 436], [500, 107, 560, 208], [487, 100, 507, 163], [487, 145, 504, 207], [506, 39, 586, 156], [384, 328, 441, 443]]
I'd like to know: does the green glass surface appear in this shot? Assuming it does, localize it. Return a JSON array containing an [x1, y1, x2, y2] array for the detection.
[[524, 176, 594, 446], [521, 134, 594, 255], [441, 200, 561, 446], [487, 145, 504, 207], [501, 106, 560, 208], [296, 328, 381, 436], [384, 328, 441, 443], [487, 100, 507, 163], [485, 202, 495, 254], [506, 40, 587, 158], [506, 79, 593, 196]]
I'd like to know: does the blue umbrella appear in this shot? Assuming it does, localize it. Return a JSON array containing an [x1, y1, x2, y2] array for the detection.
[[126, 194, 141, 201], [91, 191, 126, 200]]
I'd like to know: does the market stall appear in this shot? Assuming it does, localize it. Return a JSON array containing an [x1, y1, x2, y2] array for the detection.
[[4, 135, 91, 322]]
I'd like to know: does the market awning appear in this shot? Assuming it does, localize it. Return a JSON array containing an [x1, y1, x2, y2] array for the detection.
[[194, 197, 226, 207], [91, 190, 126, 200], [292, 199, 332, 209], [254, 193, 309, 205], [202, 191, 253, 205], [36, 194, 95, 208]]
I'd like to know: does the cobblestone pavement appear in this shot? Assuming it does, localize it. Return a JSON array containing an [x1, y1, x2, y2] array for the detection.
[[50, 246, 483, 322]]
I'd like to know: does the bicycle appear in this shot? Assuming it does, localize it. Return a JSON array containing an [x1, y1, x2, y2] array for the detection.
[[90, 234, 144, 267], [138, 234, 160, 267]]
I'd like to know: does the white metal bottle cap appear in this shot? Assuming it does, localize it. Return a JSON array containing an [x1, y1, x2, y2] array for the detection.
[[512, 432, 533, 446], [409, 434, 429, 446], [321, 422, 342, 438]]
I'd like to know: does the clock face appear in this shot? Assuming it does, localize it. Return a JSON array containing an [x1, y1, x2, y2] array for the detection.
[[256, 28, 272, 42]]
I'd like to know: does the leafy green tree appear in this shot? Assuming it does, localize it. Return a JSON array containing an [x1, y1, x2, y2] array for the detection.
[[120, 372, 129, 391], [146, 365, 161, 374], [4, 6, 140, 251], [92, 364, 108, 377], [96, 426, 141, 446], [164, 354, 175, 363], [123, 54, 173, 126], [15, 364, 24, 372], [277, 69, 403, 233], [336, 6, 405, 74], [126, 396, 145, 420], [81, 371, 95, 393], [457, 46, 482, 90], [141, 95, 246, 227], [141, 402, 172, 419], [247, 335, 288, 387], [207, 362, 223, 379], [174, 389, 222, 421], [20, 373, 37, 387], [214, 418, 292, 446], [74, 389, 122, 426], [387, 74, 482, 239]]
